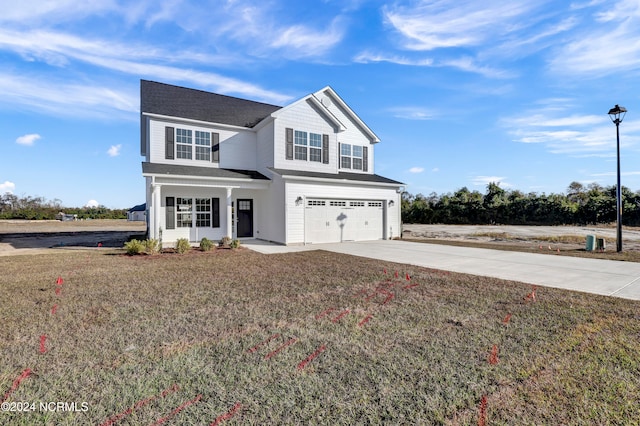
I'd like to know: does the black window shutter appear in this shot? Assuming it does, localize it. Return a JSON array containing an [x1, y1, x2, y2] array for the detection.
[[166, 197, 175, 229], [322, 134, 329, 164], [363, 146, 368, 172], [212, 198, 220, 228], [338, 143, 342, 169], [165, 127, 174, 160], [212, 132, 220, 163], [285, 128, 293, 160]]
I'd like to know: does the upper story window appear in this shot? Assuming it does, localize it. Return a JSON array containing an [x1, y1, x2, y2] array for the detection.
[[195, 131, 210, 161], [176, 129, 192, 159], [340, 143, 366, 171], [166, 127, 218, 162], [294, 131, 307, 160], [286, 128, 327, 164], [309, 133, 322, 162]]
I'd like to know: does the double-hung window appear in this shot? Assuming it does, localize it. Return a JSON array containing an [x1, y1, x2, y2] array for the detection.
[[176, 197, 193, 228], [195, 198, 211, 227], [294, 131, 308, 160], [340, 143, 364, 170], [195, 131, 210, 161], [176, 129, 193, 159], [309, 133, 322, 162], [341, 143, 352, 168], [352, 146, 363, 170]]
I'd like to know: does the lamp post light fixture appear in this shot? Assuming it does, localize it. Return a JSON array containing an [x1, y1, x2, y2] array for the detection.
[[608, 104, 627, 252]]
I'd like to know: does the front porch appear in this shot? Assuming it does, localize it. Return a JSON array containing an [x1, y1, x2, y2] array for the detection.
[[142, 163, 271, 245]]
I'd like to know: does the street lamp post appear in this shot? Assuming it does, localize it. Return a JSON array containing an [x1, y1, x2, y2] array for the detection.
[[608, 104, 627, 252]]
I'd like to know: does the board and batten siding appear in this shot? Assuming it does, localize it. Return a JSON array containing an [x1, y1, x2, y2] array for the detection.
[[147, 118, 257, 170], [284, 181, 401, 244], [273, 101, 340, 173]]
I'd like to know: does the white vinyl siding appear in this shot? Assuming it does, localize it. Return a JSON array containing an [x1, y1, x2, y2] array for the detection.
[[148, 119, 257, 169]]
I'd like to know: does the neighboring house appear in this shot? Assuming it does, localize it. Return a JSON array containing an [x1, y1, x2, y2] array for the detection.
[[140, 80, 404, 245], [127, 203, 146, 222]]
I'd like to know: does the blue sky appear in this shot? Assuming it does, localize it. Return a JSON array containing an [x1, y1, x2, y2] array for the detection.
[[2, 0, 640, 208]]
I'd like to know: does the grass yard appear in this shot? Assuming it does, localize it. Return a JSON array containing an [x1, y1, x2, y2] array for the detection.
[[1, 248, 640, 425]]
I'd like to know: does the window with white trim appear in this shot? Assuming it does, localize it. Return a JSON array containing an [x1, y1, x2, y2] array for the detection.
[[292, 130, 323, 162], [176, 129, 192, 159], [353, 146, 363, 170], [340, 144, 351, 168], [176, 197, 193, 228], [195, 131, 210, 161], [340, 143, 363, 170], [195, 198, 211, 227], [309, 133, 322, 162], [294, 131, 307, 160]]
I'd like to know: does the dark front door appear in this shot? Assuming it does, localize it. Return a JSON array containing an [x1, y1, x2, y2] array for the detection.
[[237, 199, 253, 238]]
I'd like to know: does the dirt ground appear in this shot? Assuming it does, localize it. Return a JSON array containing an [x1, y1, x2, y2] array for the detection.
[[402, 223, 640, 250], [0, 219, 146, 256]]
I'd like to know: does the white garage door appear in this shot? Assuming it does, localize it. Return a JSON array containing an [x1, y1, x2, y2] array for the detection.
[[305, 199, 384, 243]]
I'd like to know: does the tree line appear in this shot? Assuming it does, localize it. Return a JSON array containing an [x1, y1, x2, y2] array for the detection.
[[0, 193, 128, 220], [402, 182, 640, 226]]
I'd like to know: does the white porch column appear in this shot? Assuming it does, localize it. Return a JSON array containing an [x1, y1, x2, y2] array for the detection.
[[226, 187, 233, 238], [152, 183, 161, 240]]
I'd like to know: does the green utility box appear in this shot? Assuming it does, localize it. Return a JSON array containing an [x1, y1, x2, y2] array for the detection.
[[585, 234, 596, 251]]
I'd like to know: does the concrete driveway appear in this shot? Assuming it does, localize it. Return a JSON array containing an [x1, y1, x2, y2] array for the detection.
[[244, 239, 640, 301]]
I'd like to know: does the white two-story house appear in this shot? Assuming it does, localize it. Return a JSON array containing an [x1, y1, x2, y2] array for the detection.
[[140, 80, 404, 246]]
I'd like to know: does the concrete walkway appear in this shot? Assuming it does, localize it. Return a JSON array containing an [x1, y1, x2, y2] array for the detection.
[[243, 239, 640, 301]]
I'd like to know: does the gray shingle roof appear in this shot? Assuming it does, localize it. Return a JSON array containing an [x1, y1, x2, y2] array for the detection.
[[142, 162, 270, 180], [140, 80, 282, 128], [268, 168, 404, 185]]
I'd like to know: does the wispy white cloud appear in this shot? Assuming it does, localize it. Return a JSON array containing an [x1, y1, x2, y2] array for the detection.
[[0, 181, 16, 194], [502, 99, 640, 156], [354, 51, 434, 66], [0, 0, 120, 24], [270, 17, 346, 58], [16, 133, 41, 146], [432, 167, 440, 173], [409, 167, 424, 173], [0, 29, 291, 110], [383, 0, 540, 51], [390, 107, 434, 121], [549, 0, 640, 76], [85, 199, 100, 208], [472, 176, 512, 187], [354, 50, 510, 78], [107, 144, 122, 157], [0, 72, 137, 119]]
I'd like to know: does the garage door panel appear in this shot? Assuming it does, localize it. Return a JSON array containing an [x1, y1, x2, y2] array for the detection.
[[305, 199, 383, 244]]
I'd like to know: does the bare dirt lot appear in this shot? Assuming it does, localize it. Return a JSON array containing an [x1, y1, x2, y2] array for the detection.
[[0, 220, 146, 256], [402, 223, 640, 251]]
